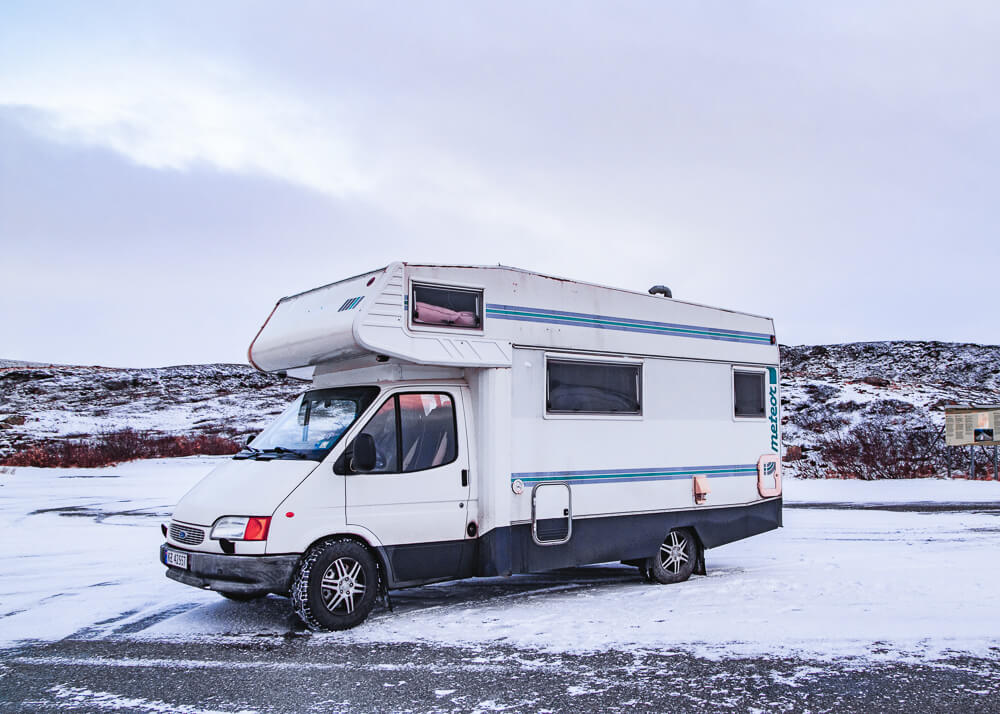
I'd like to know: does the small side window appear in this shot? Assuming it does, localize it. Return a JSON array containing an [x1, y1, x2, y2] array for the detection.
[[734, 370, 766, 418], [547, 360, 641, 415], [355, 399, 398, 472], [411, 283, 482, 329]]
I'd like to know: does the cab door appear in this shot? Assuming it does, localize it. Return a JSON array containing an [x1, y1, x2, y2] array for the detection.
[[345, 388, 471, 583]]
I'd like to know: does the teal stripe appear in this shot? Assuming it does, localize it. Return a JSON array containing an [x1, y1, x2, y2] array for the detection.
[[485, 307, 771, 343], [519, 467, 757, 484]]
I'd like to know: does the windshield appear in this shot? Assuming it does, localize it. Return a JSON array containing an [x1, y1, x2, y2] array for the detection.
[[237, 387, 380, 461]]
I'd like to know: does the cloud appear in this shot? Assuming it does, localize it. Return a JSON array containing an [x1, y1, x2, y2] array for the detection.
[[0, 45, 588, 265], [0, 56, 373, 197]]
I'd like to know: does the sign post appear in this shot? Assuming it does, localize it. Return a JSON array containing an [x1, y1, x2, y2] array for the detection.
[[945, 405, 1000, 480]]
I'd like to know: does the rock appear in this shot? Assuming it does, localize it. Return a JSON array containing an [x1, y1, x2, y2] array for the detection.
[[862, 375, 890, 387], [0, 370, 53, 383]]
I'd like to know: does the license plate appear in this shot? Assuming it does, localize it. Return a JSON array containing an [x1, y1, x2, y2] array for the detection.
[[164, 549, 188, 569]]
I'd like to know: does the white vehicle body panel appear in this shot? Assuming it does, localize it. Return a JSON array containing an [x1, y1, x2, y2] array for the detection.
[[171, 459, 318, 529]]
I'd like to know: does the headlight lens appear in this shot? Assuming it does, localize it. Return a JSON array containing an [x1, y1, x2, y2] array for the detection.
[[210, 516, 271, 541], [211, 516, 249, 540]]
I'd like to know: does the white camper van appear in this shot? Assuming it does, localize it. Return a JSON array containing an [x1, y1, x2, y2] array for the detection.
[[161, 263, 782, 630]]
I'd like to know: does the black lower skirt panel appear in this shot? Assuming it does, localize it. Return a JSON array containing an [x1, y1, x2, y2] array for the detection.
[[495, 497, 782, 576], [382, 498, 781, 586]]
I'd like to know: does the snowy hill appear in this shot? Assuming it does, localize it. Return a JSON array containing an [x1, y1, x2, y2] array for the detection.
[[2, 342, 998, 475], [780, 341, 1000, 477], [0, 359, 51, 369], [0, 363, 302, 459]]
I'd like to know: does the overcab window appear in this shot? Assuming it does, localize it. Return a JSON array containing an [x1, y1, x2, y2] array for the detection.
[[734, 370, 766, 418], [411, 283, 483, 329], [546, 359, 642, 415]]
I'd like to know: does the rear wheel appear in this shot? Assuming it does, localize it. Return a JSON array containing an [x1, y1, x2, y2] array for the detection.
[[291, 539, 378, 630], [648, 528, 697, 584]]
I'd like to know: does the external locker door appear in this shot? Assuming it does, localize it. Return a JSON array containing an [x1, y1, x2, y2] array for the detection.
[[532, 483, 571, 545]]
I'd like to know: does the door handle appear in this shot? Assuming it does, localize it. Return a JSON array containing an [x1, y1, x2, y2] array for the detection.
[[461, 469, 468, 487]]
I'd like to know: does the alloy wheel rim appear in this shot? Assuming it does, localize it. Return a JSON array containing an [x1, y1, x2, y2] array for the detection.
[[659, 531, 689, 574], [320, 557, 366, 614]]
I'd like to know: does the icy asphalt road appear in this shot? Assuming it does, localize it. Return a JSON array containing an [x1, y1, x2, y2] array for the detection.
[[3, 459, 1000, 712], [5, 635, 1000, 713]]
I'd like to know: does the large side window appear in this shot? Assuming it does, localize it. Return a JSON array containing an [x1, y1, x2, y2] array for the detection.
[[546, 359, 641, 415], [734, 370, 766, 418], [399, 394, 457, 472], [354, 393, 458, 473], [411, 283, 483, 329]]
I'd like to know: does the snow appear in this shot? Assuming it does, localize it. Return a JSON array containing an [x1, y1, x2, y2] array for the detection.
[[3, 458, 1000, 661], [47, 685, 254, 714], [785, 475, 1000, 504], [0, 457, 221, 645], [318, 506, 1000, 660]]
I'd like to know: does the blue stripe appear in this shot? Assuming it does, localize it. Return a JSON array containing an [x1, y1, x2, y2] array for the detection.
[[338, 296, 364, 312], [513, 464, 757, 485], [485, 304, 771, 345]]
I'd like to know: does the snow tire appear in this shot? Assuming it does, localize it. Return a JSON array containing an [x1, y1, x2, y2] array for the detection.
[[291, 538, 379, 631], [648, 528, 697, 585]]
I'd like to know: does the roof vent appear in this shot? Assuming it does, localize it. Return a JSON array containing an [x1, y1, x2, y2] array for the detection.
[[648, 285, 672, 298]]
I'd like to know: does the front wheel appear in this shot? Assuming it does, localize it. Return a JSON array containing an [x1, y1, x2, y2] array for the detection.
[[291, 539, 378, 630], [648, 528, 697, 584]]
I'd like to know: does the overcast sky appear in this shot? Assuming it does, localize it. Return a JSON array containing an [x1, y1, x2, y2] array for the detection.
[[2, 2, 998, 367]]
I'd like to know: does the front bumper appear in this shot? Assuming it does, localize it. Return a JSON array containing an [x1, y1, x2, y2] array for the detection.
[[160, 543, 299, 597]]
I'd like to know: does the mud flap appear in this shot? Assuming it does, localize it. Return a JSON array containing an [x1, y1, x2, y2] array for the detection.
[[694, 542, 707, 576], [374, 550, 394, 612]]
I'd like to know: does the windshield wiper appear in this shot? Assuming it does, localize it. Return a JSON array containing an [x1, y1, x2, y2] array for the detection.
[[234, 444, 261, 459], [259, 447, 308, 459]]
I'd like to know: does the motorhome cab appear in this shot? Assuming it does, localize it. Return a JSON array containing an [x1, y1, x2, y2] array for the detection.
[[161, 263, 782, 630]]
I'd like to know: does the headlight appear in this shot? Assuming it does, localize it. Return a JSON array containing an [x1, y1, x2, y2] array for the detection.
[[210, 516, 271, 541]]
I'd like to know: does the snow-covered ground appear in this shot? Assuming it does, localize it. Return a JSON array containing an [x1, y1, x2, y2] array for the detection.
[[3, 457, 1000, 662], [0, 458, 223, 645]]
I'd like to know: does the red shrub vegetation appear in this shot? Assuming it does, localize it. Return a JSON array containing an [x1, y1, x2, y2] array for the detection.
[[796, 417, 945, 480], [0, 429, 241, 468]]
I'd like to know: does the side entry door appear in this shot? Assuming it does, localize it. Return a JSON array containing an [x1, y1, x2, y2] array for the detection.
[[345, 389, 471, 583]]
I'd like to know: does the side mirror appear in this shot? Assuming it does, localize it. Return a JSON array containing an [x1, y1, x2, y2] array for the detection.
[[243, 433, 257, 448], [351, 433, 377, 472]]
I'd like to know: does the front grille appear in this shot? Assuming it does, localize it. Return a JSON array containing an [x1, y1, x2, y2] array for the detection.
[[169, 522, 205, 545]]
